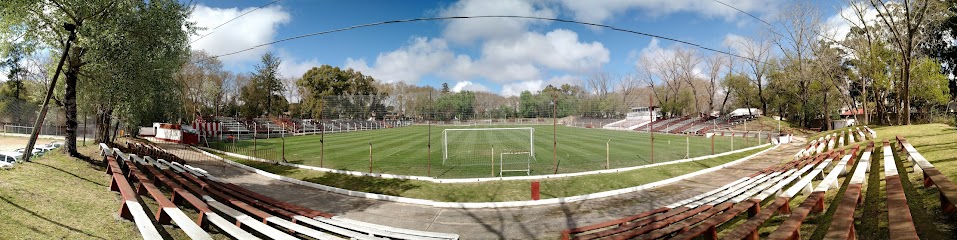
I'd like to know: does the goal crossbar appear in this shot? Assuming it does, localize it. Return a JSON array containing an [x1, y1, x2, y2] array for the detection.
[[500, 151, 531, 176]]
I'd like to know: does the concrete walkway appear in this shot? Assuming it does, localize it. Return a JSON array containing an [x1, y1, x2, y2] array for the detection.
[[156, 136, 806, 239]]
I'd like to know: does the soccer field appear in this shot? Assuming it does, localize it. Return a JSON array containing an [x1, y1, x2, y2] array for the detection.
[[211, 125, 763, 178]]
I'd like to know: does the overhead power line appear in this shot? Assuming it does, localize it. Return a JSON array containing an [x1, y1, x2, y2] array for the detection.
[[190, 0, 280, 44], [201, 15, 767, 65]]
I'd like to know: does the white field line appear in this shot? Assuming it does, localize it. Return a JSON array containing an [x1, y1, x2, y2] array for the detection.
[[198, 143, 772, 184], [192, 144, 779, 208]]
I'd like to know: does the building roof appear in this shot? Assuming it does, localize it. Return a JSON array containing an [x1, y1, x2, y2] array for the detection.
[[840, 108, 865, 116]]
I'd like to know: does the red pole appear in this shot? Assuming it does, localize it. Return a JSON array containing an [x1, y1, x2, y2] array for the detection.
[[369, 142, 373, 173]]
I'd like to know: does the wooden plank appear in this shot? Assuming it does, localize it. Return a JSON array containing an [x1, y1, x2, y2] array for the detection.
[[766, 191, 826, 240], [719, 197, 790, 240], [562, 207, 669, 239], [573, 207, 697, 240], [823, 183, 862, 240], [883, 141, 919, 239], [671, 199, 762, 240]]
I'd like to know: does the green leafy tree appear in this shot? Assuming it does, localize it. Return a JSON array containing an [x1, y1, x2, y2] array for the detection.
[[1, 0, 192, 154], [296, 65, 381, 119]]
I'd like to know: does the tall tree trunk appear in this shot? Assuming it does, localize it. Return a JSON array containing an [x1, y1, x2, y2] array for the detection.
[[862, 77, 869, 125], [64, 47, 82, 157], [823, 91, 830, 130], [903, 59, 911, 125], [95, 107, 113, 143]]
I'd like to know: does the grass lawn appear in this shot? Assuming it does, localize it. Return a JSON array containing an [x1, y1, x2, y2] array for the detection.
[[219, 145, 771, 202], [212, 125, 764, 178], [0, 145, 231, 239], [0, 146, 142, 239]]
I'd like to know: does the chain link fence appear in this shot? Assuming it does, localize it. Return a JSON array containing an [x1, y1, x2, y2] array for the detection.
[[0, 96, 97, 142], [204, 93, 771, 178]]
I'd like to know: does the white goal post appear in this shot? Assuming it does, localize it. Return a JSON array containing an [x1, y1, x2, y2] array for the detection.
[[500, 151, 532, 176], [442, 127, 535, 166]]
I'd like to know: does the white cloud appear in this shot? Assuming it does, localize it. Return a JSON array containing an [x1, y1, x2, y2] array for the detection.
[[446, 29, 608, 83], [822, 3, 880, 41], [347, 29, 608, 85], [500, 80, 545, 97], [558, 0, 783, 24], [451, 81, 490, 93], [188, 5, 290, 63], [276, 51, 320, 80], [722, 33, 753, 55], [499, 75, 582, 96], [635, 38, 676, 71], [439, 0, 556, 44], [345, 37, 455, 84]]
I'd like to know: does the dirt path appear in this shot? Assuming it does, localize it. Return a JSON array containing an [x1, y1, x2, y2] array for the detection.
[[155, 136, 806, 239]]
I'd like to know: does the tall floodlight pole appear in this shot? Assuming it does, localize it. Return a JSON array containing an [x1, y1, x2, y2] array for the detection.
[[552, 96, 558, 174], [427, 90, 432, 177], [649, 95, 654, 164], [320, 99, 324, 167], [23, 24, 77, 162]]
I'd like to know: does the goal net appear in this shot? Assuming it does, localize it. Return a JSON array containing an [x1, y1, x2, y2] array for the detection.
[[442, 127, 535, 167], [500, 152, 532, 176]]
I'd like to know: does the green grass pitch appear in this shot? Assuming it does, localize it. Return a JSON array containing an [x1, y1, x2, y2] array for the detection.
[[212, 125, 763, 178]]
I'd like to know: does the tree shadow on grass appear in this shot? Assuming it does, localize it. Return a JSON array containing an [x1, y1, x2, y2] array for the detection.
[[29, 161, 107, 188], [0, 196, 108, 240], [301, 174, 419, 196]]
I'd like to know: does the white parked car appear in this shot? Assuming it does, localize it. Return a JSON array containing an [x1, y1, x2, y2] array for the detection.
[[46, 142, 64, 148], [0, 152, 22, 168], [15, 148, 44, 156]]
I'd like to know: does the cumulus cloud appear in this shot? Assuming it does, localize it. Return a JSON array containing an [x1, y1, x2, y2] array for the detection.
[[446, 29, 608, 82], [188, 5, 290, 63], [499, 75, 582, 96], [439, 0, 556, 44], [557, 0, 783, 24], [634, 38, 675, 71], [822, 3, 880, 42], [347, 29, 608, 85], [500, 80, 545, 97], [451, 81, 491, 93], [345, 37, 455, 84]]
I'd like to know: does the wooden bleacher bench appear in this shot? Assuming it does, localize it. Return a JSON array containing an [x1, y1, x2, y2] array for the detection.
[[896, 136, 957, 214], [141, 157, 259, 240], [824, 142, 873, 240], [106, 156, 163, 240], [883, 140, 920, 239], [122, 155, 212, 240], [767, 148, 858, 240], [673, 156, 823, 240]]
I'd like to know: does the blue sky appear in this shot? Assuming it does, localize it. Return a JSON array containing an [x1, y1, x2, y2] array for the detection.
[[186, 0, 849, 97]]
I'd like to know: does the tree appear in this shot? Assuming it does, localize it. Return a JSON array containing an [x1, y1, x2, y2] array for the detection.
[[2, 43, 27, 100], [869, 0, 948, 124], [773, 2, 822, 127], [176, 50, 226, 119], [296, 65, 381, 119], [731, 36, 773, 114], [909, 57, 950, 110], [441, 83, 450, 93], [249, 52, 284, 116], [703, 54, 726, 115], [1, 0, 192, 154]]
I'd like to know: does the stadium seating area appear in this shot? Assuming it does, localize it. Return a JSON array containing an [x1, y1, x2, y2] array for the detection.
[[102, 141, 460, 240], [560, 126, 950, 239]]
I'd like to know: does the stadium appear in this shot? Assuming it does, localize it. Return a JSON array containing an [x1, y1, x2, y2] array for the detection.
[[2, 0, 957, 239]]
